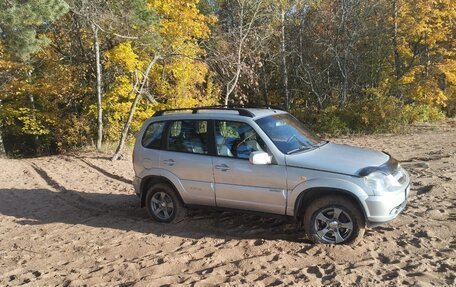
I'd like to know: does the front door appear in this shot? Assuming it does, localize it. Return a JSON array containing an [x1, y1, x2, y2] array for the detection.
[[213, 120, 287, 215]]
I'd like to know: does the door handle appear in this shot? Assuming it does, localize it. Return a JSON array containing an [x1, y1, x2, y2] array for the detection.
[[215, 164, 230, 171], [163, 159, 175, 166]]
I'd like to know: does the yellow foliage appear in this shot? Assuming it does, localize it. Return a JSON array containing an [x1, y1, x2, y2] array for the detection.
[[148, 0, 215, 50], [100, 1, 217, 141], [439, 59, 456, 85], [104, 41, 142, 72], [386, 0, 455, 107], [409, 79, 448, 106], [445, 86, 456, 117], [108, 76, 134, 100]]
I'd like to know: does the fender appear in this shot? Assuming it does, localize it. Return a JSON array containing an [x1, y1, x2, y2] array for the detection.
[[137, 168, 191, 207], [287, 178, 370, 218]]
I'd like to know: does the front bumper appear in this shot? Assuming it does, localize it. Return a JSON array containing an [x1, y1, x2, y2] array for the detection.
[[365, 184, 409, 225]]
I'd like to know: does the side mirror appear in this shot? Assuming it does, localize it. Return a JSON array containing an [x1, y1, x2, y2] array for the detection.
[[249, 151, 271, 165]]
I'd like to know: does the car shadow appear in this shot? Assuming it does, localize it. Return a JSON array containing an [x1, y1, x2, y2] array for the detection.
[[0, 187, 308, 243]]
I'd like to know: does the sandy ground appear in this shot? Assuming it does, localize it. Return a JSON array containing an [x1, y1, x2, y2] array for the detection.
[[0, 123, 455, 286]]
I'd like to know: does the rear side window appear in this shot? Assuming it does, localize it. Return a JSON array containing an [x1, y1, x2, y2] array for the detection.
[[142, 121, 165, 149], [167, 120, 209, 154]]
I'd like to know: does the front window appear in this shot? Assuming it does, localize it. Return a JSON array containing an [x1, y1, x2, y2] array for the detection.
[[255, 114, 323, 154], [215, 120, 266, 159]]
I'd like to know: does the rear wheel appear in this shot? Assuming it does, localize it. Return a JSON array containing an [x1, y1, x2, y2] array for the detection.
[[303, 196, 365, 245], [146, 183, 186, 223]]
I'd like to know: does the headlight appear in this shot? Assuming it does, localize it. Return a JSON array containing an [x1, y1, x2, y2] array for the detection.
[[364, 171, 401, 194]]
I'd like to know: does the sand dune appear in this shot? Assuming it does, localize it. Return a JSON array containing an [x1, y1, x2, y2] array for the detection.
[[0, 123, 455, 286]]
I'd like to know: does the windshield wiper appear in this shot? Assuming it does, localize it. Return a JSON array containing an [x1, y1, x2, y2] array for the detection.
[[287, 146, 311, 155], [315, 140, 329, 147]]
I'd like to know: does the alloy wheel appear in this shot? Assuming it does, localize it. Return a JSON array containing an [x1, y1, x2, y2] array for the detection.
[[150, 191, 174, 220], [313, 207, 354, 244]]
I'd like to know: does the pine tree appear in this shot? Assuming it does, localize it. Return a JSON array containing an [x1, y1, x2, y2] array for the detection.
[[0, 0, 69, 61]]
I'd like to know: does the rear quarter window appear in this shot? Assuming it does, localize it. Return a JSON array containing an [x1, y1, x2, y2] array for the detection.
[[142, 121, 165, 149]]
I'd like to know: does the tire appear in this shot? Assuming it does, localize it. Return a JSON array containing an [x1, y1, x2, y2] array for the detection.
[[303, 196, 365, 245], [145, 183, 186, 223]]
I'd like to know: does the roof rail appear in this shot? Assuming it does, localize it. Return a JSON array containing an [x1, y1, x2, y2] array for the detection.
[[238, 104, 283, 110], [152, 105, 276, 118]]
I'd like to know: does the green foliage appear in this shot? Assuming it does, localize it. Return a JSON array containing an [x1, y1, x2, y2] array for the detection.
[[403, 104, 446, 123], [315, 106, 349, 136], [345, 95, 405, 133], [314, 97, 405, 135], [312, 94, 446, 135], [0, 0, 69, 61]]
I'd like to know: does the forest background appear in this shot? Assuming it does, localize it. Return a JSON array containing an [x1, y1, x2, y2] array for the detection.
[[0, 0, 454, 158]]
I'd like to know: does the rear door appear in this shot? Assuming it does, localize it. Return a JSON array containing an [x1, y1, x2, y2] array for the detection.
[[160, 119, 215, 206]]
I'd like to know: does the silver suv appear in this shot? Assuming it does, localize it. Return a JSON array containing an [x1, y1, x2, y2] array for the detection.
[[133, 107, 410, 245]]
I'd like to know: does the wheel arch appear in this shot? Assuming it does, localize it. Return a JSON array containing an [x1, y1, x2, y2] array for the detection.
[[294, 187, 367, 222], [140, 175, 184, 208]]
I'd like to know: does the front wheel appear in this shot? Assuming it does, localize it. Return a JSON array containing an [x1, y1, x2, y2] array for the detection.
[[303, 196, 365, 245], [146, 183, 186, 223]]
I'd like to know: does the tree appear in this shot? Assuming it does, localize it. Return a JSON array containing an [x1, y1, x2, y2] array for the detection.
[[387, 0, 455, 106], [0, 1, 69, 156], [110, 54, 161, 160], [279, 5, 290, 110], [222, 0, 265, 106], [0, 0, 69, 61], [110, 0, 215, 160], [1, 0, 455, 158], [205, 0, 270, 106], [268, 0, 299, 110], [67, 0, 110, 150], [67, 0, 160, 151]]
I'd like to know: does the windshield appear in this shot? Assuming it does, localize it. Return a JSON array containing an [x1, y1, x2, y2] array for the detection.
[[255, 113, 323, 154]]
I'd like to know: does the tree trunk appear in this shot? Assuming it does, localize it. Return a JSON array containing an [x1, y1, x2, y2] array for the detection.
[[27, 77, 40, 156], [0, 99, 6, 157], [341, 49, 348, 107], [261, 63, 270, 106], [0, 130, 4, 157], [338, 1, 349, 107], [29, 94, 39, 145], [93, 24, 103, 151], [111, 56, 160, 161], [224, 2, 245, 106], [24, 69, 39, 154], [224, 0, 262, 106], [392, 0, 401, 81], [280, 9, 290, 111], [424, 33, 430, 78], [224, 66, 241, 106], [224, 25, 243, 106]]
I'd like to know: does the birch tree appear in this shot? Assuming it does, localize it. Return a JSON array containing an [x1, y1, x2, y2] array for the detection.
[[111, 56, 161, 160], [206, 0, 269, 106], [111, 0, 214, 160], [0, 99, 5, 157], [68, 0, 109, 150]]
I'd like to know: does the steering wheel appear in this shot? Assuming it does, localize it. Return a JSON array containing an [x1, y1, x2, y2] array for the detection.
[[231, 133, 256, 157]]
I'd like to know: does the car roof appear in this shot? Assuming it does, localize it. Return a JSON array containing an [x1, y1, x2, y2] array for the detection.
[[151, 107, 287, 121]]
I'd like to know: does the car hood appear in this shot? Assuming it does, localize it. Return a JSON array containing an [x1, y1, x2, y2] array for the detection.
[[285, 142, 390, 176]]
